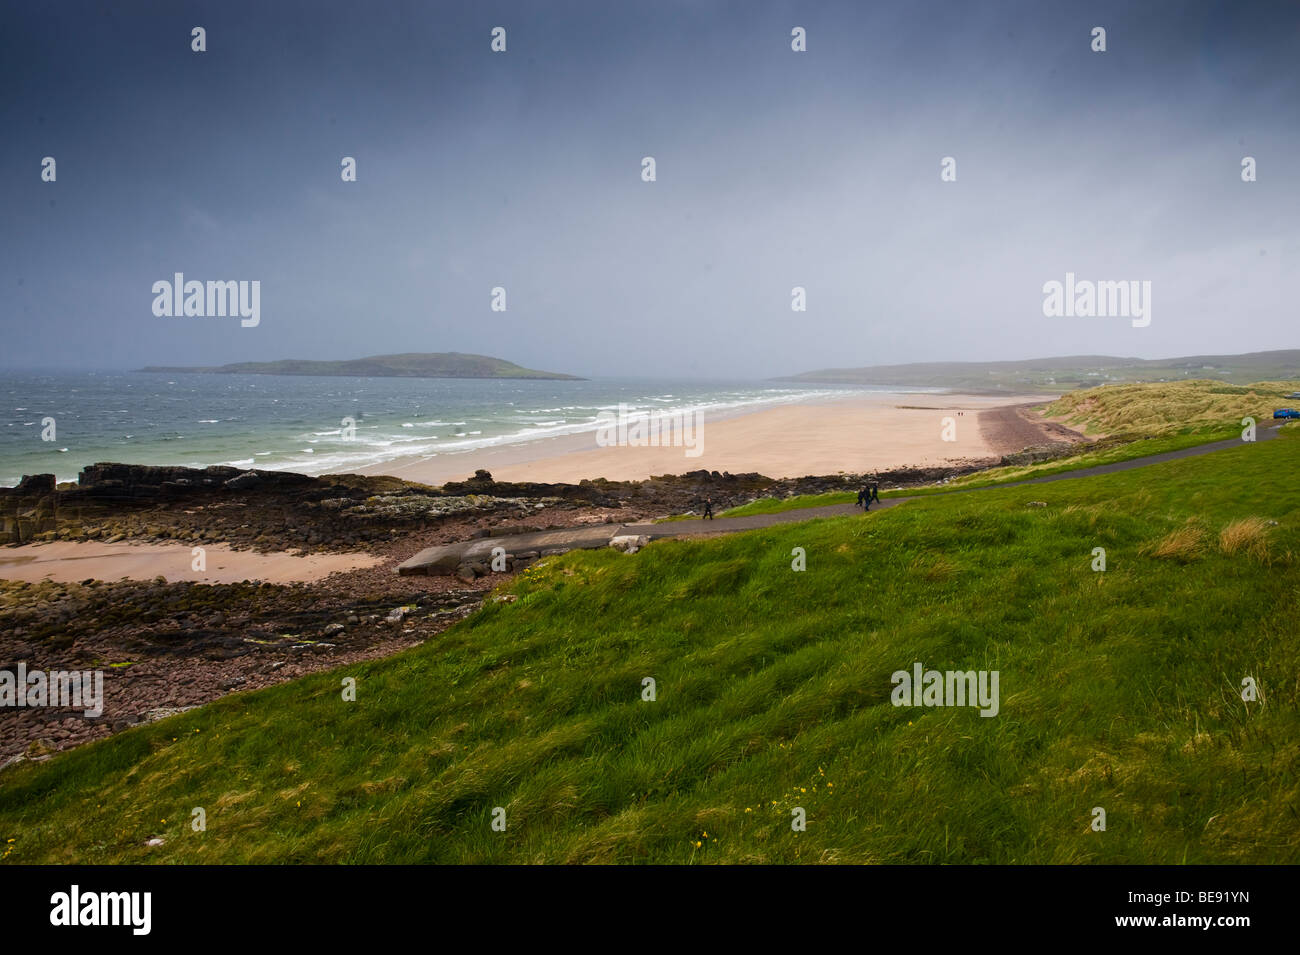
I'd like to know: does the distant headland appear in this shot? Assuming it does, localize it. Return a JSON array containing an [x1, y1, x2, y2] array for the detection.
[[137, 351, 586, 380]]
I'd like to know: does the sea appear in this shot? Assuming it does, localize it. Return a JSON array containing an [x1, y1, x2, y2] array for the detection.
[[0, 371, 913, 487]]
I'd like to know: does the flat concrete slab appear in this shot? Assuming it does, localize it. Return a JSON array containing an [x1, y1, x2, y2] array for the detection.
[[397, 524, 621, 575]]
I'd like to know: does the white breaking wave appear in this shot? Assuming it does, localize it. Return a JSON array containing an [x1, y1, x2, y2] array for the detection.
[[3, 377, 922, 486]]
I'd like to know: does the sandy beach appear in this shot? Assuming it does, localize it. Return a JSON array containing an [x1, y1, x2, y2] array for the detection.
[[0, 541, 382, 585], [360, 392, 1057, 485], [0, 392, 1068, 588]]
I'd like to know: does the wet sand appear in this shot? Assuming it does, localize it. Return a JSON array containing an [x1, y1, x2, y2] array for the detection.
[[0, 541, 383, 584]]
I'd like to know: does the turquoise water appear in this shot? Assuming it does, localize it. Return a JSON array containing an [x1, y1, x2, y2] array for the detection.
[[0, 372, 897, 486]]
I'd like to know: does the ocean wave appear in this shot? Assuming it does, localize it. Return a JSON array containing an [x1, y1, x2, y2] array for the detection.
[[0, 376, 914, 485]]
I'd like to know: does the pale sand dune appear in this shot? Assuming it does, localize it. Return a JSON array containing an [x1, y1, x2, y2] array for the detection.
[[0, 541, 382, 585], [362, 393, 1053, 485]]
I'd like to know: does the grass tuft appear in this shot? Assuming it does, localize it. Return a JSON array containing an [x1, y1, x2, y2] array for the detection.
[[1218, 517, 1274, 563], [1146, 522, 1207, 562]]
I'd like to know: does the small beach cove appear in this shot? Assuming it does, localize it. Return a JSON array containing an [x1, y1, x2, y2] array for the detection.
[[0, 541, 383, 585]]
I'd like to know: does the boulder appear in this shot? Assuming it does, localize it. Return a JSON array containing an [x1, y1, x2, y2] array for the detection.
[[14, 474, 56, 496], [385, 606, 413, 626], [609, 534, 649, 554]]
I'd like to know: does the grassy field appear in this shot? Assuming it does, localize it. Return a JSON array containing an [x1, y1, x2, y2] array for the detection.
[[895, 427, 1242, 497], [2, 431, 1298, 863], [720, 490, 857, 517], [656, 492, 857, 520]]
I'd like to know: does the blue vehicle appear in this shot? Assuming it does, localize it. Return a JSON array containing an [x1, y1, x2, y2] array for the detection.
[[1274, 408, 1300, 419]]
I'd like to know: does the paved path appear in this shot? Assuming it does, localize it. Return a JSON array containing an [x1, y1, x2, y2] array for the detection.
[[397, 424, 1282, 574]]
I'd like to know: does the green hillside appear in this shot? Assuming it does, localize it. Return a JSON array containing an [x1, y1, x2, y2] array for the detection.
[[779, 349, 1300, 391], [139, 352, 584, 380], [2, 432, 1297, 863]]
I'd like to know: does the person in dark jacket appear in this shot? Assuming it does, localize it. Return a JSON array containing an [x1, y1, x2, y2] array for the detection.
[[702, 497, 714, 520], [871, 483, 880, 505]]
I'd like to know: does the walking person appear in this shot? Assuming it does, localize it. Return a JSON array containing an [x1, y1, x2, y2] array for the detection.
[[855, 487, 866, 509], [702, 497, 714, 520], [871, 482, 880, 506]]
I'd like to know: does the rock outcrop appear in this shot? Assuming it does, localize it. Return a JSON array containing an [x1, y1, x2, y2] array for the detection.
[[0, 473, 59, 544]]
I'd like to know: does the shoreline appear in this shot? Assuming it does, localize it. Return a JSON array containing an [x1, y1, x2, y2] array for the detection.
[[355, 391, 1060, 485], [1, 387, 1054, 489], [0, 391, 1073, 590]]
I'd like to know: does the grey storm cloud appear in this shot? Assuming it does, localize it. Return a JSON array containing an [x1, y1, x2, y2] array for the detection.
[[1, 0, 1296, 377]]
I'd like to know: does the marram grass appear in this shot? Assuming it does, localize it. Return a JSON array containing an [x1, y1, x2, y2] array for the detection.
[[1047, 378, 1300, 436]]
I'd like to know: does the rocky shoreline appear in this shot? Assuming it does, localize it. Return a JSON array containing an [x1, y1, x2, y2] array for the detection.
[[1, 458, 1035, 551], [0, 448, 1075, 766]]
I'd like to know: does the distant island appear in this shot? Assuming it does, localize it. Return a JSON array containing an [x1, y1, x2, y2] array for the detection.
[[138, 352, 585, 380], [778, 349, 1300, 391]]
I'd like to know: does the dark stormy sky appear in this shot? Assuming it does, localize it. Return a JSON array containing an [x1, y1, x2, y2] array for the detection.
[[2, 0, 1297, 378]]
